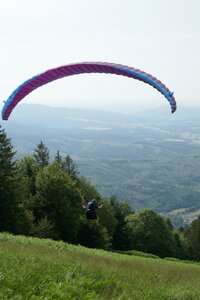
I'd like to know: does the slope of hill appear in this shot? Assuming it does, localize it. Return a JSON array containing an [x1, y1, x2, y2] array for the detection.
[[77, 154, 200, 213], [1, 103, 200, 213], [0, 233, 200, 300]]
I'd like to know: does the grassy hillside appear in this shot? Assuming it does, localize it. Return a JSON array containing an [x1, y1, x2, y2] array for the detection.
[[0, 233, 200, 299]]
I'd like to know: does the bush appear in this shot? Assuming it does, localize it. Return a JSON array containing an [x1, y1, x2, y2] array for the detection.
[[115, 249, 160, 259]]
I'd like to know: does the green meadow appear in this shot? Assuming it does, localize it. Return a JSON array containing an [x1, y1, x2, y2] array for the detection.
[[0, 233, 200, 299]]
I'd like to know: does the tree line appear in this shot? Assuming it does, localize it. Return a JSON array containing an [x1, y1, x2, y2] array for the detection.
[[1, 125, 200, 261]]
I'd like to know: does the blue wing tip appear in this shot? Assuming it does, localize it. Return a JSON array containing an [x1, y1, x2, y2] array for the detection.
[[1, 101, 7, 120]]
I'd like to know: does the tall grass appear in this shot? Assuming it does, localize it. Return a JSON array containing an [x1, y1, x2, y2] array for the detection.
[[0, 233, 200, 299]]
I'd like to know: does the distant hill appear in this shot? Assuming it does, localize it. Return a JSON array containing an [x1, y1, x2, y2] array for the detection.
[[1, 103, 200, 213], [2, 103, 200, 159]]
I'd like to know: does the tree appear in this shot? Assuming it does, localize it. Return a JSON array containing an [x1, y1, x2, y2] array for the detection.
[[33, 141, 49, 168], [184, 216, 200, 261], [54, 150, 62, 165], [173, 231, 190, 260], [0, 126, 16, 177], [61, 155, 79, 180], [17, 157, 39, 199], [33, 163, 82, 242], [110, 196, 133, 250], [0, 126, 28, 233], [77, 222, 110, 250], [125, 209, 177, 258], [15, 157, 40, 234], [77, 176, 101, 202], [97, 199, 118, 238], [31, 216, 54, 239], [54, 152, 79, 181]]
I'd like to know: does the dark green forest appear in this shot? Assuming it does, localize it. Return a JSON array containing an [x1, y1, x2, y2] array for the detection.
[[1, 125, 200, 261]]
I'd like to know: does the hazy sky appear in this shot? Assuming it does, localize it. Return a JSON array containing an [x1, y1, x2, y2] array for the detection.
[[0, 0, 199, 115]]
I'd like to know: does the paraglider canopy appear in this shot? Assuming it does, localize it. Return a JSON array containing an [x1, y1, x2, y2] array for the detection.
[[1, 62, 176, 120]]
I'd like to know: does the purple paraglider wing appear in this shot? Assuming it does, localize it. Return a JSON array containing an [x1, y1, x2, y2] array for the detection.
[[1, 62, 176, 120]]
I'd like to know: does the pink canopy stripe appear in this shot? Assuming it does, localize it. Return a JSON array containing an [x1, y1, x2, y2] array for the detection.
[[2, 62, 176, 120]]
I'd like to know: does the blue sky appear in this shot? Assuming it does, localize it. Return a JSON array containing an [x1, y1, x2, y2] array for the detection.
[[0, 0, 199, 114]]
